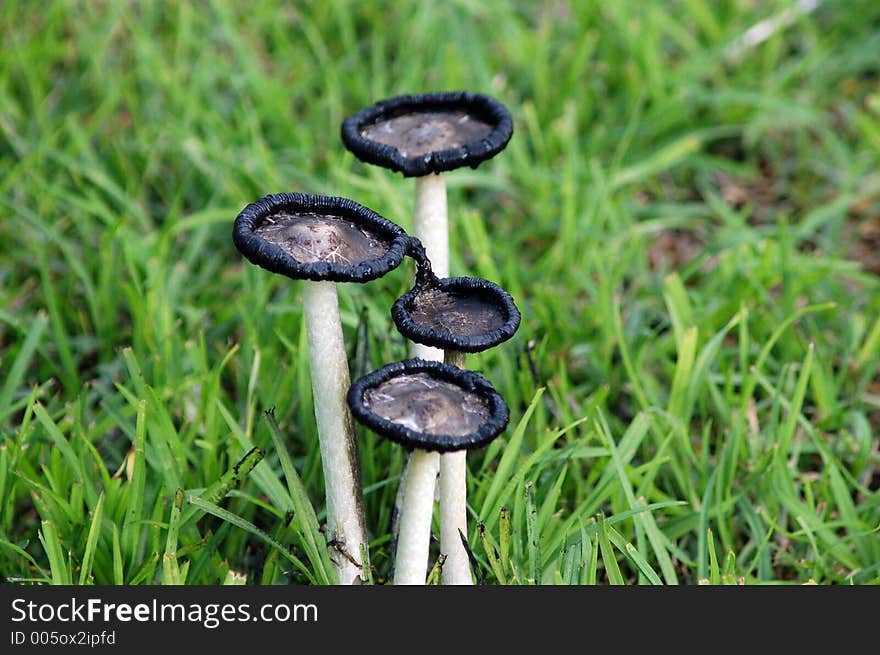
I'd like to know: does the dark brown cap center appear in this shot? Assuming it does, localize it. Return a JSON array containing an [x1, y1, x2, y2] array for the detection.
[[360, 111, 493, 158], [254, 210, 390, 265], [408, 287, 506, 337], [363, 372, 490, 436]]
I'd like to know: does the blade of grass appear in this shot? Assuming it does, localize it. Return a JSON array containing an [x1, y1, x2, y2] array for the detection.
[[122, 399, 147, 569], [0, 312, 48, 422], [707, 528, 721, 585], [478, 388, 544, 527], [179, 446, 264, 528], [499, 507, 512, 581], [162, 488, 185, 585], [605, 524, 663, 585], [525, 481, 540, 585], [598, 514, 625, 585], [77, 492, 105, 585], [477, 522, 507, 584], [262, 409, 336, 585], [186, 493, 314, 583], [39, 520, 70, 585]]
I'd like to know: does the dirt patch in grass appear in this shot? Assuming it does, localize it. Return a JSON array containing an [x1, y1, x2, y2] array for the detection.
[[712, 169, 785, 226], [646, 229, 705, 272], [844, 199, 880, 274], [709, 163, 880, 276]]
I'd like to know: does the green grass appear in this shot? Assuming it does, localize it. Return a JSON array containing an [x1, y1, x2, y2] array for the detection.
[[1, 0, 879, 586]]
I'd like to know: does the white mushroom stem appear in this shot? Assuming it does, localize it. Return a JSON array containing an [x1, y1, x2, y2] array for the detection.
[[412, 172, 448, 361], [390, 171, 449, 571], [440, 349, 472, 585], [302, 280, 368, 585], [393, 448, 440, 584]]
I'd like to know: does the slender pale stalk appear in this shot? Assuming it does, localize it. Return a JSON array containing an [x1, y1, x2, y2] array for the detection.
[[440, 349, 472, 585], [409, 174, 475, 585], [302, 280, 368, 585], [412, 173, 448, 361], [390, 172, 449, 571], [393, 448, 440, 584]]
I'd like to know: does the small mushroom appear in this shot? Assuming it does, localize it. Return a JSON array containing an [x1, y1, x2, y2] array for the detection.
[[347, 358, 509, 584], [232, 192, 410, 585], [391, 239, 520, 584], [341, 91, 513, 359], [392, 239, 521, 355]]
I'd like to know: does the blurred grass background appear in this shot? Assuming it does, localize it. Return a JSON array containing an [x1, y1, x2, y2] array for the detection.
[[1, 0, 879, 585]]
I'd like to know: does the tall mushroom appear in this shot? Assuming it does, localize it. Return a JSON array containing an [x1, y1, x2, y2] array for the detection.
[[392, 241, 520, 584], [232, 192, 410, 585], [347, 358, 509, 585], [341, 91, 514, 568], [340, 91, 513, 359]]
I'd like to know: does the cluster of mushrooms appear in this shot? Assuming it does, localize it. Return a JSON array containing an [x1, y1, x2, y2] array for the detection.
[[232, 92, 519, 585]]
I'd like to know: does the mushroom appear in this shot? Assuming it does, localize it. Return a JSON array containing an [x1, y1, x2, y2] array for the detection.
[[391, 240, 520, 584], [232, 192, 411, 585], [342, 92, 514, 570], [341, 90, 513, 360], [347, 358, 509, 584]]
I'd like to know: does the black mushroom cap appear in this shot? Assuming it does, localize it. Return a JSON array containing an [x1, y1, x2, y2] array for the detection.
[[232, 192, 411, 283], [391, 276, 521, 353], [340, 91, 513, 177], [347, 358, 509, 453]]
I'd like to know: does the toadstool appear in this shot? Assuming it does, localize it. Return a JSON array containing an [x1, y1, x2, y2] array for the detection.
[[341, 90, 513, 360], [391, 241, 520, 584], [232, 192, 411, 584], [347, 358, 509, 584]]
